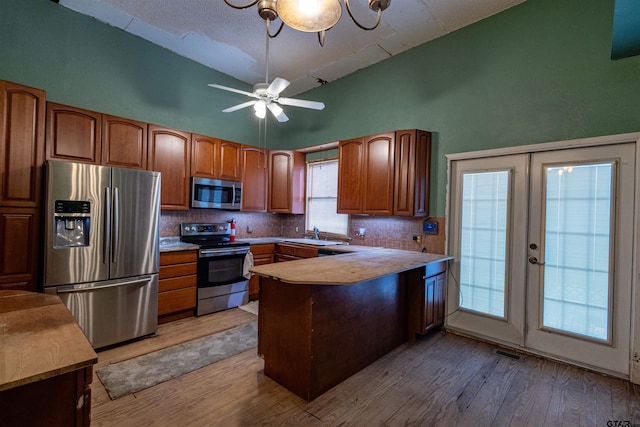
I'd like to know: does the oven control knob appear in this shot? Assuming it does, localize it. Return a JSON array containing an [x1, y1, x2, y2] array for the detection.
[[183, 226, 191, 232]]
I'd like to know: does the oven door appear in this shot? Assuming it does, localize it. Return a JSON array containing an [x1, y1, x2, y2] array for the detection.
[[196, 246, 250, 315], [197, 246, 249, 286]]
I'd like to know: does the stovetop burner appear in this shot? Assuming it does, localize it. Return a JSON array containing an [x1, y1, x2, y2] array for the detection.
[[179, 222, 249, 248]]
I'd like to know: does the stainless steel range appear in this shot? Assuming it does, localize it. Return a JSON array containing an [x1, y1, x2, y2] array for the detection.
[[180, 223, 250, 316]]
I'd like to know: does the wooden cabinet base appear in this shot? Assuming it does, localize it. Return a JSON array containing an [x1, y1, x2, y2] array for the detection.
[[258, 273, 408, 401], [0, 366, 92, 427]]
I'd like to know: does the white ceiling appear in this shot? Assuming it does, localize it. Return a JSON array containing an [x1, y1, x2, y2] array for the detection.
[[59, 0, 526, 95]]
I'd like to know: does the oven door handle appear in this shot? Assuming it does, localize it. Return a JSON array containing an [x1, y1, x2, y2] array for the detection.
[[199, 248, 249, 257]]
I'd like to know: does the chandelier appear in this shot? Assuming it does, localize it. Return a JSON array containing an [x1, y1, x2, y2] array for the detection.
[[223, 0, 391, 46]]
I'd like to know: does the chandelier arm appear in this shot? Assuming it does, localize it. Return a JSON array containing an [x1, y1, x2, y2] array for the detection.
[[266, 19, 284, 38], [223, 0, 260, 10], [344, 0, 383, 31], [317, 31, 326, 47]]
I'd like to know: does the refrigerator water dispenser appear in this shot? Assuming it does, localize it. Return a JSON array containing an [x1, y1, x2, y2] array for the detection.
[[53, 200, 91, 248]]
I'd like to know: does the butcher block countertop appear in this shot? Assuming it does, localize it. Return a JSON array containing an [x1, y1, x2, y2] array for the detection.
[[250, 249, 452, 285], [0, 290, 98, 392]]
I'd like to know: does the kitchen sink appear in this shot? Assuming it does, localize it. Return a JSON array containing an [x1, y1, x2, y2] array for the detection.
[[283, 238, 344, 246]]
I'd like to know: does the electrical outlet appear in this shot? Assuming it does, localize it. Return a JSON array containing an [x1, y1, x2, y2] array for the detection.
[[247, 225, 253, 234], [295, 226, 299, 233]]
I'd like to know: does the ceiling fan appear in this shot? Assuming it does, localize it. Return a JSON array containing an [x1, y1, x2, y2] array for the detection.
[[208, 30, 325, 123]]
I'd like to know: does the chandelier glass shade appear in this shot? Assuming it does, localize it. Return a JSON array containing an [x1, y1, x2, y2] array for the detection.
[[277, 0, 342, 32], [223, 0, 390, 45]]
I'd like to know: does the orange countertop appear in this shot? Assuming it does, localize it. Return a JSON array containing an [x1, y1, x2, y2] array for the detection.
[[0, 291, 98, 392], [250, 248, 452, 285]]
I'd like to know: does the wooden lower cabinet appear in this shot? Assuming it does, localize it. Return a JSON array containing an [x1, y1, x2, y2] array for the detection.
[[0, 208, 39, 292], [275, 243, 318, 262], [249, 244, 275, 300], [158, 250, 197, 324], [409, 261, 446, 336], [1, 366, 93, 426]]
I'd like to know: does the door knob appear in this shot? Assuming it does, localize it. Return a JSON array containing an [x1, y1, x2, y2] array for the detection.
[[528, 256, 544, 265]]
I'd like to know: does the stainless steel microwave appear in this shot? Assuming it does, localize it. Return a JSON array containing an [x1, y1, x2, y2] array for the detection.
[[191, 177, 242, 210]]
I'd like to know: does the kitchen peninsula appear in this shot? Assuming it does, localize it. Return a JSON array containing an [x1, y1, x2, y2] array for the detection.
[[250, 249, 452, 401]]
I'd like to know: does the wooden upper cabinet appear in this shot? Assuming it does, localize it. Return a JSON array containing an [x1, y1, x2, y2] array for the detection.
[[0, 81, 45, 208], [362, 132, 395, 215], [218, 140, 242, 182], [191, 134, 217, 178], [148, 125, 191, 210], [46, 102, 101, 164], [191, 136, 242, 182], [241, 145, 268, 212], [101, 114, 148, 169], [337, 138, 364, 214], [394, 129, 431, 217], [268, 150, 305, 214], [338, 129, 431, 217], [337, 133, 394, 215]]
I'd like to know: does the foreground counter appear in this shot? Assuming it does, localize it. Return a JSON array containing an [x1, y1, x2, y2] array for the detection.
[[0, 290, 98, 426], [250, 249, 452, 401]]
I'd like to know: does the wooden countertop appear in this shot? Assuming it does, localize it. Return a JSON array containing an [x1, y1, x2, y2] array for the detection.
[[250, 249, 452, 285], [0, 291, 98, 392]]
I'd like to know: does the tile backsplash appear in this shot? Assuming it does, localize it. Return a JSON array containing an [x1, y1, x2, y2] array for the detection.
[[160, 210, 445, 254]]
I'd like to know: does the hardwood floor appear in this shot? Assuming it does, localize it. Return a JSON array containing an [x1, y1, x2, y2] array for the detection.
[[91, 309, 640, 426]]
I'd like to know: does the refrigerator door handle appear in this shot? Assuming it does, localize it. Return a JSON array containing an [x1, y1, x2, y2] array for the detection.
[[56, 276, 153, 294], [104, 186, 111, 265], [112, 187, 120, 263]]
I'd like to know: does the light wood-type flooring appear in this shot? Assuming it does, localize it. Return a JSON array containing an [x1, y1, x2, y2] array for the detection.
[[91, 308, 640, 426]]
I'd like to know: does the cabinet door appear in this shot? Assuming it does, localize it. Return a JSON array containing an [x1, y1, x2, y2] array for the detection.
[[46, 102, 101, 163], [0, 81, 45, 208], [268, 150, 305, 214], [242, 145, 268, 212], [148, 125, 191, 210], [0, 208, 39, 292], [102, 114, 148, 169], [422, 275, 437, 334], [362, 132, 394, 215], [337, 138, 364, 214], [218, 140, 242, 181], [394, 129, 431, 216], [435, 272, 446, 327], [191, 134, 217, 178]]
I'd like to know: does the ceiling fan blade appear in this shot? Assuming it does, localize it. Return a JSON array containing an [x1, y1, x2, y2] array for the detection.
[[267, 78, 290, 97], [278, 97, 325, 110], [267, 103, 289, 122], [208, 83, 255, 98], [222, 100, 257, 113]]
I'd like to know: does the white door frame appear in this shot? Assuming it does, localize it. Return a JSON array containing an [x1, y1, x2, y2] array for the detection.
[[445, 132, 640, 382]]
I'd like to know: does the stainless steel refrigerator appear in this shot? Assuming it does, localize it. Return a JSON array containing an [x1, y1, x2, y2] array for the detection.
[[43, 160, 161, 349]]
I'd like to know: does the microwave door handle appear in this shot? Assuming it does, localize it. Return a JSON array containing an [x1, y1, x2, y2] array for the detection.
[[232, 184, 236, 208], [104, 186, 111, 265], [112, 187, 120, 263]]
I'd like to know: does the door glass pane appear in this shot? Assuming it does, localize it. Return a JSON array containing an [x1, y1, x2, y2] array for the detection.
[[542, 163, 613, 341], [459, 171, 509, 318]]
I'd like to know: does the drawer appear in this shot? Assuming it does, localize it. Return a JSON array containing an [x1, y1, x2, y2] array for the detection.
[[250, 244, 276, 255], [158, 287, 197, 316], [254, 254, 274, 265], [159, 275, 197, 292], [160, 250, 197, 266], [276, 243, 318, 259], [160, 262, 197, 279]]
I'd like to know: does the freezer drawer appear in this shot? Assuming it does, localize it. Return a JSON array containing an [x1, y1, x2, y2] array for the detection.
[[46, 274, 158, 349]]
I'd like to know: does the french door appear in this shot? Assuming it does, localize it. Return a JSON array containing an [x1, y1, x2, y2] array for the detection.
[[447, 143, 635, 376]]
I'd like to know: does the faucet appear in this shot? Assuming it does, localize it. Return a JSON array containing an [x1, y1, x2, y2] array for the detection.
[[313, 226, 320, 240]]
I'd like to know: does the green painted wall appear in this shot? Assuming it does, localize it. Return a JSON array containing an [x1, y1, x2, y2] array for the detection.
[[283, 0, 640, 215], [2, 0, 639, 217], [0, 0, 284, 144]]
